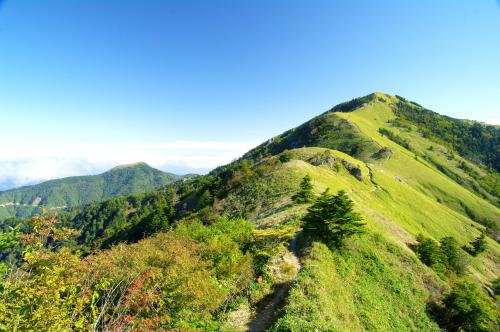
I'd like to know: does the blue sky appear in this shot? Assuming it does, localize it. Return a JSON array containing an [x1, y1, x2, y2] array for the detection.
[[0, 0, 499, 188]]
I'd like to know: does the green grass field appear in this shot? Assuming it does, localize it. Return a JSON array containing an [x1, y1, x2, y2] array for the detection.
[[208, 94, 500, 329]]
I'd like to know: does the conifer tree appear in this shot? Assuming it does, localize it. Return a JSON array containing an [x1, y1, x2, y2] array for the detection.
[[292, 175, 314, 204], [302, 189, 364, 249], [444, 279, 497, 332], [301, 189, 332, 238], [440, 236, 462, 273], [415, 236, 446, 273], [471, 231, 487, 256]]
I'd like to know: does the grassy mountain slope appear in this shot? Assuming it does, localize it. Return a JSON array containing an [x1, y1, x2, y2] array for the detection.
[[60, 141, 496, 329], [57, 92, 498, 284], [244, 93, 499, 209], [272, 237, 443, 331], [0, 162, 181, 220], [235, 93, 499, 232], [2, 93, 498, 330], [212, 147, 499, 282]]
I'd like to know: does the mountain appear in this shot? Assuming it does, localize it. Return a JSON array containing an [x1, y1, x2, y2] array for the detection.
[[1, 93, 498, 331], [0, 162, 182, 219], [244, 92, 499, 207]]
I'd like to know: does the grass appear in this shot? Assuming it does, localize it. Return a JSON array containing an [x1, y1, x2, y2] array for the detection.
[[205, 95, 499, 329], [224, 142, 499, 284], [335, 94, 499, 222], [271, 234, 444, 331]]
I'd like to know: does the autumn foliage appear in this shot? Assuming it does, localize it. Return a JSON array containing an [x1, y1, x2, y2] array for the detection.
[[0, 213, 255, 331]]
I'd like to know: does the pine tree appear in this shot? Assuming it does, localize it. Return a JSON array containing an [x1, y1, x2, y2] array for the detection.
[[444, 279, 497, 332], [440, 236, 462, 273], [328, 190, 365, 248], [302, 189, 364, 249], [415, 236, 446, 273], [198, 189, 213, 208], [471, 231, 487, 256], [292, 175, 315, 204], [302, 189, 332, 239]]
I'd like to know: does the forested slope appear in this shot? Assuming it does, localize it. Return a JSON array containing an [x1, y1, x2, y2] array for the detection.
[[0, 162, 181, 220], [1, 93, 498, 331]]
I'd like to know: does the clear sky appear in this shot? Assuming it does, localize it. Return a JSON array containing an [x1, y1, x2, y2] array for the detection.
[[0, 0, 499, 188]]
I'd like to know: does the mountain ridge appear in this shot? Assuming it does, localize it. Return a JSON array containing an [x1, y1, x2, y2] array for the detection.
[[0, 162, 183, 219], [56, 92, 499, 259], [244, 92, 499, 206], [1, 92, 498, 331]]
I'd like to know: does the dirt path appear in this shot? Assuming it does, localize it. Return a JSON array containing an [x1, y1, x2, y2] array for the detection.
[[248, 232, 302, 332]]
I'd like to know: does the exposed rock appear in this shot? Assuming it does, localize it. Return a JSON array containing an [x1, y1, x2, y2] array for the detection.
[[371, 147, 393, 160], [342, 160, 363, 181], [307, 152, 340, 171]]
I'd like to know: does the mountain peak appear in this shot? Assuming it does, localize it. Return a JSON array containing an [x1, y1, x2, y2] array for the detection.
[[109, 162, 151, 171], [326, 92, 422, 115], [0, 162, 181, 219], [372, 91, 393, 100]]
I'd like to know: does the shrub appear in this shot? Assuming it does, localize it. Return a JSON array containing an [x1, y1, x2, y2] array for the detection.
[[0, 213, 90, 331], [415, 235, 446, 274], [443, 279, 497, 332], [0, 214, 257, 331], [440, 236, 466, 275], [0, 225, 20, 274], [279, 151, 292, 163], [415, 235, 467, 276], [492, 278, 500, 297], [378, 127, 412, 151]]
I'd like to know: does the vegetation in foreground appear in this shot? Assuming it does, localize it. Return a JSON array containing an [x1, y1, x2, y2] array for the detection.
[[0, 92, 499, 331], [0, 213, 256, 330]]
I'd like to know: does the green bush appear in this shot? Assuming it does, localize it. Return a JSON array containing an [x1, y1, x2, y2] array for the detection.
[[415, 235, 467, 276], [415, 235, 446, 274], [444, 279, 497, 332], [440, 236, 466, 275], [492, 278, 500, 297], [279, 151, 292, 163], [470, 231, 487, 256], [0, 214, 256, 331], [378, 127, 412, 151]]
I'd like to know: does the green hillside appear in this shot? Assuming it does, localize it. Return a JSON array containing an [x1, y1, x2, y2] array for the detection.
[[1, 93, 498, 331], [0, 162, 181, 220], [175, 93, 499, 329], [244, 93, 499, 208]]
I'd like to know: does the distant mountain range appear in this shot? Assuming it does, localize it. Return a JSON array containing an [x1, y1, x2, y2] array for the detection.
[[0, 162, 184, 219], [1, 93, 499, 331], [56, 92, 499, 254]]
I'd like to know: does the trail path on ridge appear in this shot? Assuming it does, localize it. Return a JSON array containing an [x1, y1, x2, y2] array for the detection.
[[248, 232, 302, 332]]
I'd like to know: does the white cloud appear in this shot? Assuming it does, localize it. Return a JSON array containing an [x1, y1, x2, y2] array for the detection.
[[484, 119, 500, 125], [0, 140, 260, 189]]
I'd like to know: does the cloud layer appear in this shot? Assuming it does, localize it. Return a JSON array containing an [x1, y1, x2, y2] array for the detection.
[[0, 140, 260, 190]]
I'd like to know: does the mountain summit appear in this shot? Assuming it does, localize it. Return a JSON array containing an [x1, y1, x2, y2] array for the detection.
[[245, 92, 499, 206], [1, 93, 498, 331]]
